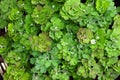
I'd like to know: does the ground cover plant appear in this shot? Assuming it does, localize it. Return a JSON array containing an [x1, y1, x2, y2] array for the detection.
[[0, 0, 120, 80]]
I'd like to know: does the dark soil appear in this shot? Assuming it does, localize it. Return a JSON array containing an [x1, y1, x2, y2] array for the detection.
[[114, 0, 120, 7], [115, 75, 120, 80], [0, 28, 6, 36]]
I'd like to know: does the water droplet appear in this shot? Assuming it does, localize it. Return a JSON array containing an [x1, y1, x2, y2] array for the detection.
[[83, 10, 85, 12], [17, 11, 20, 14], [91, 39, 96, 44], [96, 36, 100, 40], [52, 5, 55, 8], [23, 46, 25, 48], [31, 23, 33, 26], [36, 15, 39, 17], [0, 45, 3, 48], [18, 57, 21, 60]]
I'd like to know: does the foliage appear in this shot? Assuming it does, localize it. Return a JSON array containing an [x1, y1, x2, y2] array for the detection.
[[77, 28, 93, 43], [0, 0, 120, 80], [0, 37, 9, 53], [60, 0, 116, 30], [30, 32, 52, 52], [4, 50, 31, 80]]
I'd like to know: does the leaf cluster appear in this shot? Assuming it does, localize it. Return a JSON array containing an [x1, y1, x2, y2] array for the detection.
[[0, 0, 119, 80]]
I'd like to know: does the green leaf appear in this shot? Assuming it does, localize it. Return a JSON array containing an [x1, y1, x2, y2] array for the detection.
[[45, 60, 51, 68], [32, 5, 54, 24], [96, 0, 110, 14], [9, 8, 22, 20], [77, 66, 88, 78], [77, 28, 93, 43], [31, 32, 52, 52], [0, 37, 8, 53]]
